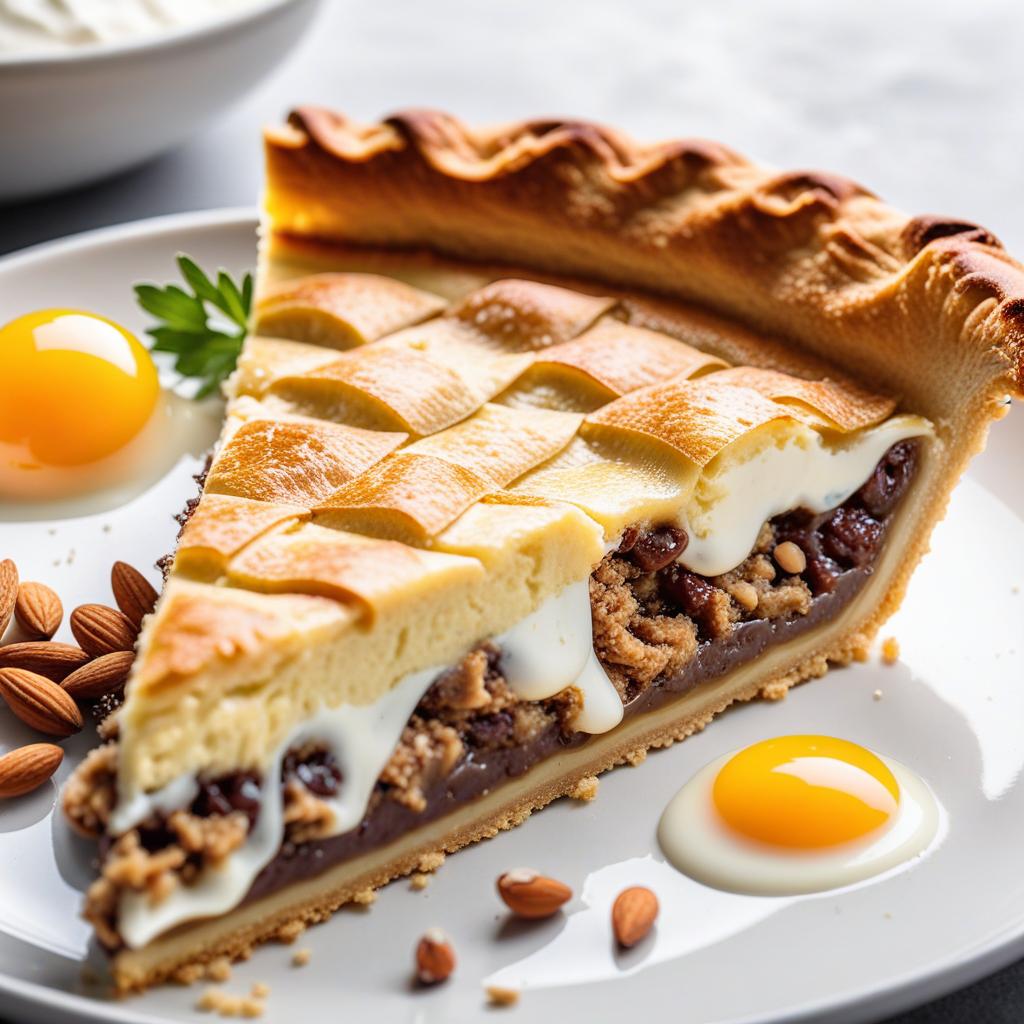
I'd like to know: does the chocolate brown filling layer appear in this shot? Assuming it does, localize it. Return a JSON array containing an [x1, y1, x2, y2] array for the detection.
[[241, 440, 919, 906], [244, 568, 865, 905], [76, 440, 920, 943]]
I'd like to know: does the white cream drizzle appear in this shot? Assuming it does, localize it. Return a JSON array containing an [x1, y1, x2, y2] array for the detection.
[[677, 415, 930, 577], [496, 579, 623, 733], [114, 415, 931, 945], [117, 581, 620, 948], [118, 660, 439, 948]]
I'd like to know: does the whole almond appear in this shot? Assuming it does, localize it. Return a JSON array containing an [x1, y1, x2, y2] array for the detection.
[[0, 667, 83, 736], [0, 559, 17, 636], [0, 642, 89, 681], [496, 868, 572, 919], [611, 886, 659, 948], [62, 650, 134, 700], [70, 604, 137, 657], [14, 582, 63, 639], [415, 928, 456, 985], [111, 562, 159, 629], [0, 743, 63, 798]]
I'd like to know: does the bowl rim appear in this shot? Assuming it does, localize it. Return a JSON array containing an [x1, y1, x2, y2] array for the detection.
[[0, 0, 307, 69]]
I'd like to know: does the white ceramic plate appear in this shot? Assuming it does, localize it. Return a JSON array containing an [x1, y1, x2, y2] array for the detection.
[[0, 210, 1022, 1024]]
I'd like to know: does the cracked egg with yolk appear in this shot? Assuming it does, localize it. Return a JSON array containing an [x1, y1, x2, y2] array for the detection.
[[658, 735, 940, 895], [0, 309, 160, 499]]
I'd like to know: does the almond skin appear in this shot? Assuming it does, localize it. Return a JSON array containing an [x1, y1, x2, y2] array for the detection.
[[0, 667, 83, 737], [14, 581, 63, 640], [70, 604, 137, 657], [0, 743, 63, 798], [62, 650, 134, 700], [0, 559, 17, 636], [611, 886, 659, 948], [496, 868, 572, 919], [0, 642, 89, 681], [415, 929, 456, 984], [111, 562, 159, 629]]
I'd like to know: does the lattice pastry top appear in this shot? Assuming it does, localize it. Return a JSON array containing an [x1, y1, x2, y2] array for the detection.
[[119, 269, 922, 794]]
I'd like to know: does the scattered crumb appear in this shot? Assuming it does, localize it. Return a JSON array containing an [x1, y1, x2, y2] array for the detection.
[[52, 558, 61, 567], [196, 988, 224, 1012], [486, 985, 520, 1007], [873, 689, 883, 702], [273, 919, 306, 944], [760, 679, 790, 701], [196, 988, 265, 1019], [291, 947, 312, 968], [880, 637, 900, 665], [408, 851, 445, 890], [568, 775, 599, 802], [251, 982, 270, 999], [172, 963, 206, 985], [625, 748, 647, 767], [884, 911, 893, 920], [66, 548, 76, 565], [102, 523, 112, 533], [417, 850, 446, 873], [206, 957, 232, 982], [47, 527, 57, 536], [352, 887, 377, 906], [1012, 584, 1020, 595]]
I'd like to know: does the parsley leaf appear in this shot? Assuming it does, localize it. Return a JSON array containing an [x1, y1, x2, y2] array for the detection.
[[134, 254, 252, 398]]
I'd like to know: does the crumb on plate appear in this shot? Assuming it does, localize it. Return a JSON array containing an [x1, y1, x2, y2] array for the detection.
[[486, 985, 520, 1007], [881, 636, 900, 665], [568, 775, 599, 802]]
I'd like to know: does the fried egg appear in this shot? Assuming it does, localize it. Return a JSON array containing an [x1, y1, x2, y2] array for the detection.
[[0, 308, 160, 500], [658, 735, 939, 895]]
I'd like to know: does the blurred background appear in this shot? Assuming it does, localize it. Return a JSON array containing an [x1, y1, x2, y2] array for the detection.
[[1, 2, 1022, 1019], [3, 0, 1023, 255]]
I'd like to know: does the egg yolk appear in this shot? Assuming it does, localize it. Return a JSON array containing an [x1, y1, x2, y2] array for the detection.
[[712, 735, 900, 849], [0, 309, 159, 487]]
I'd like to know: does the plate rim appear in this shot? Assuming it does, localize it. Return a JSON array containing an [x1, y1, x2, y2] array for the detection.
[[0, 207, 1021, 1024]]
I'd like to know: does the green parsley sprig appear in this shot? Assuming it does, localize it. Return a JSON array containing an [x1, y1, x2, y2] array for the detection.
[[134, 255, 253, 398]]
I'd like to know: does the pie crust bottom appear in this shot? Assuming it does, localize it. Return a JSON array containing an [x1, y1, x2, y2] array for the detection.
[[109, 445, 933, 992]]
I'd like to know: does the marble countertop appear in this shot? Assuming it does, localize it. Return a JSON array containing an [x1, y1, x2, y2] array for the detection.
[[2, 2, 1021, 1020]]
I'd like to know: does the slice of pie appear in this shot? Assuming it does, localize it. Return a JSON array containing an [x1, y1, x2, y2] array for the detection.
[[64, 109, 1023, 991]]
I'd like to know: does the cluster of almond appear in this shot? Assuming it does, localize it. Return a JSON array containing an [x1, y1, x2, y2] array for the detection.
[[414, 869, 659, 1000], [0, 558, 157, 799]]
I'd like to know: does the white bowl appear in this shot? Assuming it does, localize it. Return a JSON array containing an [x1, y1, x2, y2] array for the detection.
[[0, 0, 321, 203]]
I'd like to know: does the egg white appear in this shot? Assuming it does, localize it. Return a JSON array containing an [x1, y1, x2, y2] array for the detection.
[[657, 748, 940, 896], [0, 391, 221, 518]]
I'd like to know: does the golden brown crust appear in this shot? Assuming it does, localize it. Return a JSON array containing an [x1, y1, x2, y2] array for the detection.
[[265, 108, 1024, 410], [86, 110, 1023, 987]]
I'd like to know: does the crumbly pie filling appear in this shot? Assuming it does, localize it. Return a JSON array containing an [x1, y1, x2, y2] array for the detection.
[[67, 439, 921, 951]]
